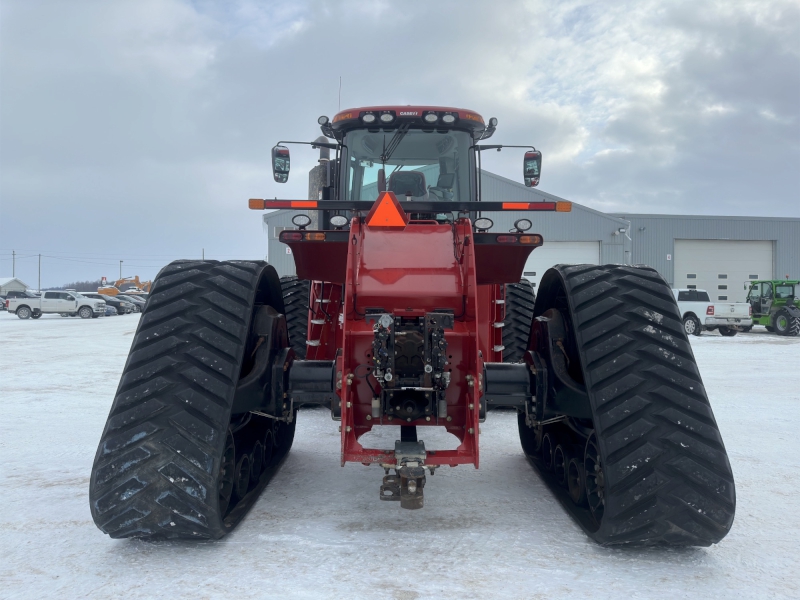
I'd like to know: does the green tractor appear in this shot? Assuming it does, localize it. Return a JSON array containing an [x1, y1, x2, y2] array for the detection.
[[744, 279, 800, 336]]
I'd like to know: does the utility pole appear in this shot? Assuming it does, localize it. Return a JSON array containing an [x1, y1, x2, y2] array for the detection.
[[202, 248, 204, 260], [12, 250, 15, 277], [119, 260, 123, 280], [38, 254, 41, 292]]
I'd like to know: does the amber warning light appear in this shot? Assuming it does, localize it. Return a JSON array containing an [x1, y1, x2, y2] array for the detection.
[[366, 192, 409, 229]]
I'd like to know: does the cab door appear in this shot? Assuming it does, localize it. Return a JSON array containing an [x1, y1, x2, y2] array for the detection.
[[761, 283, 773, 314], [62, 292, 79, 312], [42, 292, 59, 311], [747, 283, 762, 316]]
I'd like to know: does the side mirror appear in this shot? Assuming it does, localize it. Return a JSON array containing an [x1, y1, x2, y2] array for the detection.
[[272, 145, 290, 183], [523, 150, 541, 187]]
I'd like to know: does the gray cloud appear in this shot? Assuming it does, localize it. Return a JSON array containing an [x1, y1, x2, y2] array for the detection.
[[1, 0, 797, 287]]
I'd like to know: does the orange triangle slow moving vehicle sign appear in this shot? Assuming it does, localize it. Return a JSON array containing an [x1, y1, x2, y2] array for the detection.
[[365, 191, 409, 229]]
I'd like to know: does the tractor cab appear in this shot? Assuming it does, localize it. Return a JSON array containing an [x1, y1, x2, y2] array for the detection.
[[269, 106, 543, 215], [745, 279, 800, 335]]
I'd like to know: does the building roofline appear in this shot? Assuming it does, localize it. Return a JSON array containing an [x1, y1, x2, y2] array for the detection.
[[479, 171, 627, 223], [612, 213, 800, 222]]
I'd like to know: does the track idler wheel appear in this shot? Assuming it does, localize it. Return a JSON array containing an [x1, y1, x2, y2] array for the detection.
[[567, 457, 588, 507], [250, 441, 264, 485], [553, 444, 570, 487], [234, 455, 251, 501], [541, 432, 556, 472], [584, 434, 605, 523], [89, 260, 295, 540], [519, 264, 736, 546], [218, 432, 236, 517]]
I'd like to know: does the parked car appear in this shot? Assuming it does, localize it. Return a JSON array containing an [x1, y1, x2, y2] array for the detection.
[[104, 305, 118, 317], [6, 290, 106, 319], [82, 292, 134, 315], [117, 294, 146, 312], [6, 290, 39, 299], [672, 288, 752, 336], [0, 295, 5, 311]]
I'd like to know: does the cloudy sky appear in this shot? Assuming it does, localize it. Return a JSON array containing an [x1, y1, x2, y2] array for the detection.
[[1, 0, 798, 287]]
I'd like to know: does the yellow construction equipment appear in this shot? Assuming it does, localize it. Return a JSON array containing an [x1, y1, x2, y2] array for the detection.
[[98, 276, 152, 296]]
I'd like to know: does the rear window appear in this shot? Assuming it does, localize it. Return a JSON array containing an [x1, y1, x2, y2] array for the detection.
[[697, 291, 710, 302], [678, 291, 692, 301]]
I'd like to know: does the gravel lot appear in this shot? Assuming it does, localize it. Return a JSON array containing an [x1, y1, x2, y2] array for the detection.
[[1, 314, 798, 599]]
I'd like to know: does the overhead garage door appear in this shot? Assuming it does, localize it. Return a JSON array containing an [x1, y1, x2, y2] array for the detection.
[[522, 241, 600, 290], [673, 240, 773, 303]]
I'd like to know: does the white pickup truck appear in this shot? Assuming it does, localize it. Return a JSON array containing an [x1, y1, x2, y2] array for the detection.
[[6, 290, 106, 319], [672, 289, 752, 337]]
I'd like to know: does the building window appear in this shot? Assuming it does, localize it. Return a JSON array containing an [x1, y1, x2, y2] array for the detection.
[[524, 271, 536, 276], [687, 284, 697, 289], [687, 274, 697, 279], [749, 274, 759, 279], [718, 295, 728, 300], [718, 285, 727, 290], [718, 274, 728, 279]]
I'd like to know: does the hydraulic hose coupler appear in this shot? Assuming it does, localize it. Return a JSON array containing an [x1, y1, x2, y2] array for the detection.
[[372, 397, 381, 419]]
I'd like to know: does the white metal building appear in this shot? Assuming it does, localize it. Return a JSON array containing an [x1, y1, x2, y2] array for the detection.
[[0, 277, 30, 295]]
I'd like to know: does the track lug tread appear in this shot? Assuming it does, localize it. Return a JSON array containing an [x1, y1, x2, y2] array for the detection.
[[157, 462, 209, 502], [168, 410, 221, 446], [106, 399, 166, 432], [525, 264, 735, 546], [503, 279, 536, 363], [90, 259, 292, 541], [100, 422, 159, 456], [196, 306, 247, 336], [185, 345, 238, 381], [162, 432, 215, 474], [93, 446, 153, 485], [280, 276, 311, 360]]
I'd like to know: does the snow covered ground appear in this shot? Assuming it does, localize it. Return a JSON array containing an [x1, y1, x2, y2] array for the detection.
[[1, 313, 799, 599]]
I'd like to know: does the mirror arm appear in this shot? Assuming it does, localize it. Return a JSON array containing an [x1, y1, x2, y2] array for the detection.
[[474, 144, 536, 152], [277, 140, 339, 150]]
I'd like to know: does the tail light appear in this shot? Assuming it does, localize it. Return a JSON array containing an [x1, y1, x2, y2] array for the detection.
[[280, 231, 303, 242], [496, 235, 518, 243], [4, 300, 8, 308], [706, 305, 714, 315]]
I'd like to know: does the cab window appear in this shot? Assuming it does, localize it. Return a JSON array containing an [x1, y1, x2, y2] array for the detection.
[[749, 284, 761, 300]]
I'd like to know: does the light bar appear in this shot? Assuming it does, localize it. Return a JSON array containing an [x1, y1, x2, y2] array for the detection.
[[249, 200, 319, 210], [502, 202, 554, 210], [249, 199, 573, 212]]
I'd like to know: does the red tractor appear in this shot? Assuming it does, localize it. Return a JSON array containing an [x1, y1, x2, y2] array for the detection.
[[89, 106, 735, 546]]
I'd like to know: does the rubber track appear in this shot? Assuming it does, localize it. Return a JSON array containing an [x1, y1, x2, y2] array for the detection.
[[280, 276, 310, 360], [503, 279, 536, 363], [89, 260, 289, 540], [532, 264, 736, 546]]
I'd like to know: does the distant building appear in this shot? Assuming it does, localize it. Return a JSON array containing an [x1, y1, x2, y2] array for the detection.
[[262, 170, 800, 303], [0, 277, 30, 295]]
